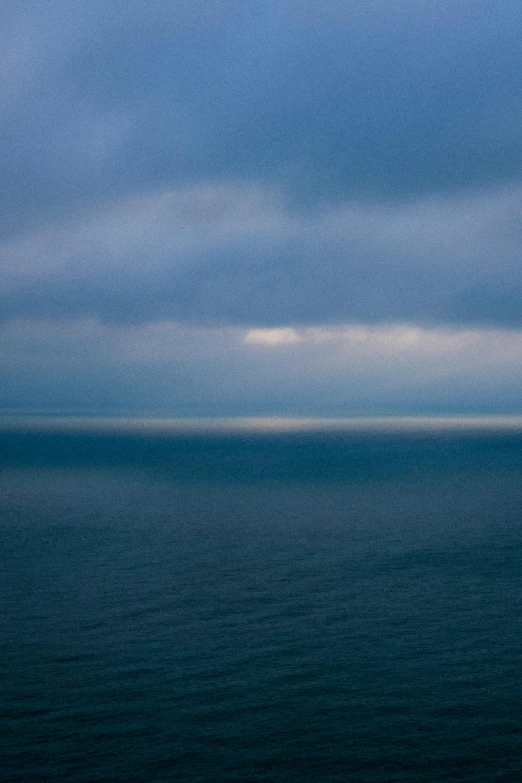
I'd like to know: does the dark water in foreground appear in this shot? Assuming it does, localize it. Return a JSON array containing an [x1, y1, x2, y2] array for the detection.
[[1, 430, 522, 782]]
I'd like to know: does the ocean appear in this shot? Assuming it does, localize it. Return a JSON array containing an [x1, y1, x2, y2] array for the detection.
[[1, 426, 522, 782]]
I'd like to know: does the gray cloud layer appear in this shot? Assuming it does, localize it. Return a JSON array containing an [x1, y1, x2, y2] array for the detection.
[[2, 182, 522, 327], [2, 1, 522, 225], [2, 1, 522, 332], [3, 319, 522, 416]]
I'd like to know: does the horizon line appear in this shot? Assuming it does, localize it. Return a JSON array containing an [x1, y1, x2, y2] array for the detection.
[[3, 414, 522, 434]]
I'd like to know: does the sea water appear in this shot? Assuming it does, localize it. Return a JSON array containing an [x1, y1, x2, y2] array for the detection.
[[1, 428, 522, 782]]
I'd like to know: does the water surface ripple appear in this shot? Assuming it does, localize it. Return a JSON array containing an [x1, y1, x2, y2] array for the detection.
[[1, 432, 522, 781]]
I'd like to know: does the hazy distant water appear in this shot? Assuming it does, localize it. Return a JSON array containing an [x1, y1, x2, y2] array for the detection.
[[2, 430, 522, 782]]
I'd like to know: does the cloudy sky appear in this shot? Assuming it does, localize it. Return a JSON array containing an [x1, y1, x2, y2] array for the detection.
[[2, 0, 522, 417]]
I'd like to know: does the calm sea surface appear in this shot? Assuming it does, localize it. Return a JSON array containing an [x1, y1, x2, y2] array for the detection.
[[1, 430, 522, 782]]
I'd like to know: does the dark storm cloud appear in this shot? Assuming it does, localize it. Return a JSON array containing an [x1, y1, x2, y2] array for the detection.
[[2, 0, 522, 230], [2, 0, 522, 328]]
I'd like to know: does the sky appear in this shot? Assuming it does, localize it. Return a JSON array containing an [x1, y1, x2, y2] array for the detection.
[[2, 0, 522, 417]]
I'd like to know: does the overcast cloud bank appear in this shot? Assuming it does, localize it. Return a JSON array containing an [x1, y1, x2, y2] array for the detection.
[[3, 181, 522, 328], [2, 1, 522, 415]]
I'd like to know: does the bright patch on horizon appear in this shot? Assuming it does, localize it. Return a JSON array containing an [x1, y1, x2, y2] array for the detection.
[[4, 415, 522, 435]]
